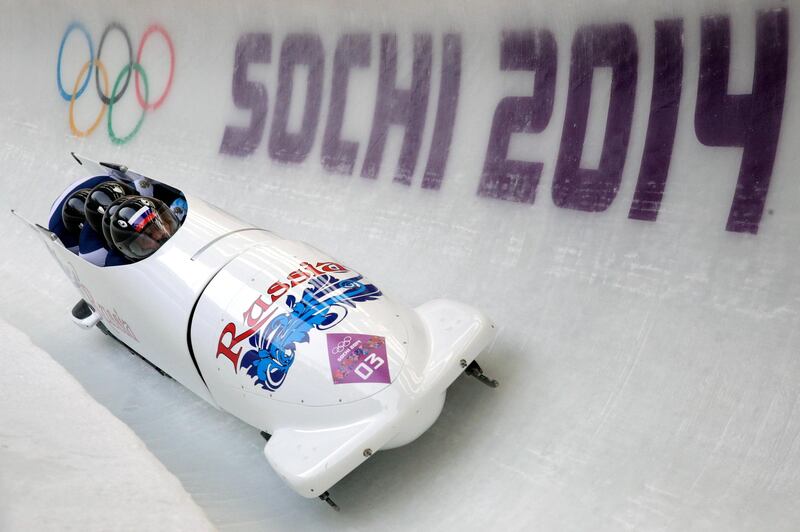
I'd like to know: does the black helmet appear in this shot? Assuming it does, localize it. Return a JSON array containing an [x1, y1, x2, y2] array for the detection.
[[109, 196, 179, 261], [84, 181, 135, 236], [61, 188, 91, 233], [101, 195, 131, 249]]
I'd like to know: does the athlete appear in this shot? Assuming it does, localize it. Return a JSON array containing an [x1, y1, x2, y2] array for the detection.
[[109, 196, 179, 261]]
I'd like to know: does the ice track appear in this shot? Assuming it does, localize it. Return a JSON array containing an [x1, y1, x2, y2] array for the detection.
[[2, 0, 800, 530]]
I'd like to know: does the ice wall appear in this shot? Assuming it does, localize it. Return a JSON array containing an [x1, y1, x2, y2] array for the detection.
[[1, 0, 800, 529]]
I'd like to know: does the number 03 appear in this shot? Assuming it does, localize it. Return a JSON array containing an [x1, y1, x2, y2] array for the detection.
[[355, 352, 385, 380]]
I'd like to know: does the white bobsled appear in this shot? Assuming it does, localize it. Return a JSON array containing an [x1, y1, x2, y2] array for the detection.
[[18, 154, 497, 506]]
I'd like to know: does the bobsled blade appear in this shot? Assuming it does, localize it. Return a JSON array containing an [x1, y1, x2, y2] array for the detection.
[[318, 491, 340, 511], [464, 360, 499, 388]]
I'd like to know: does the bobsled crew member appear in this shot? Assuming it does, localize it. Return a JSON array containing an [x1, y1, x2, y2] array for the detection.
[[48, 170, 186, 266], [109, 196, 179, 261]]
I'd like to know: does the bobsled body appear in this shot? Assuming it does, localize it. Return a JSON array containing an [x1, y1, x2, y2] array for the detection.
[[32, 155, 496, 499]]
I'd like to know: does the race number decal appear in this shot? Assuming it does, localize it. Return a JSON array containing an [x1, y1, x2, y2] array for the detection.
[[327, 333, 390, 385]]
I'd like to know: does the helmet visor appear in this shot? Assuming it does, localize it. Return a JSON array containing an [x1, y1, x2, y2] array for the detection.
[[112, 200, 179, 260]]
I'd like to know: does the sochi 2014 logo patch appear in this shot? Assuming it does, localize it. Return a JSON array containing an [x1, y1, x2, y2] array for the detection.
[[216, 261, 383, 391], [327, 334, 390, 385]]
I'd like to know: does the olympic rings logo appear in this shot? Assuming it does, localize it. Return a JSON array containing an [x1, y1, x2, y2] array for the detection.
[[331, 336, 353, 355], [56, 21, 175, 144]]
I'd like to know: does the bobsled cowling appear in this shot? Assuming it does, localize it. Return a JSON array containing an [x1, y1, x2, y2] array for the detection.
[[32, 154, 496, 499]]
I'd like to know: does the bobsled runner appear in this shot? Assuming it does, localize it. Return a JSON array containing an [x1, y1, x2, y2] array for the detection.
[[14, 153, 498, 508]]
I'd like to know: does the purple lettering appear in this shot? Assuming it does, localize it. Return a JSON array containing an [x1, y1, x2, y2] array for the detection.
[[552, 24, 638, 212], [629, 20, 683, 222], [694, 10, 788, 234], [321, 34, 371, 175], [478, 30, 556, 203], [219, 33, 271, 157], [268, 33, 325, 163], [361, 33, 432, 184], [422, 34, 462, 190]]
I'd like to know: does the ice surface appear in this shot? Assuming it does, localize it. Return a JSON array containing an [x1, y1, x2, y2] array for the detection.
[[1, 0, 800, 530], [0, 318, 214, 531]]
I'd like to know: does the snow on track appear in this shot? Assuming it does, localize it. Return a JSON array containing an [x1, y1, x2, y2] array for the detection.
[[0, 318, 213, 532]]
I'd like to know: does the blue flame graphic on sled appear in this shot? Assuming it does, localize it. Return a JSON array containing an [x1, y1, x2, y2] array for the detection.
[[240, 273, 382, 390]]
